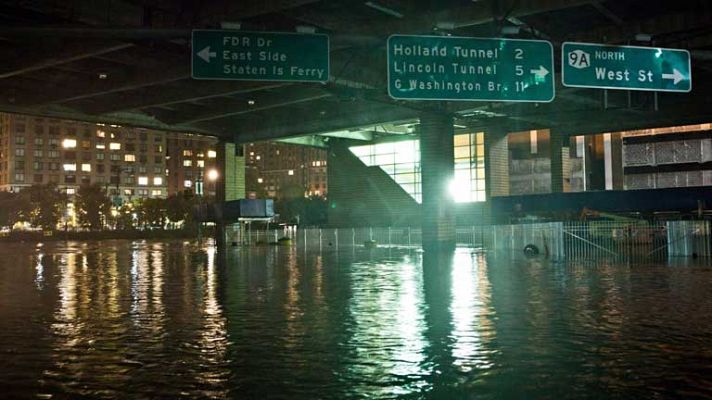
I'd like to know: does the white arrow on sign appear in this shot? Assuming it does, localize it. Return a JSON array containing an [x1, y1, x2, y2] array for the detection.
[[197, 46, 217, 63], [662, 68, 685, 85], [530, 65, 549, 79]]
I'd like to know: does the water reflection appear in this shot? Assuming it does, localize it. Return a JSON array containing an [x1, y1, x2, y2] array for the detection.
[[1, 242, 712, 398]]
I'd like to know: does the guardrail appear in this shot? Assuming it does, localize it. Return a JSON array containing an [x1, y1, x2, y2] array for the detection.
[[228, 220, 711, 260]]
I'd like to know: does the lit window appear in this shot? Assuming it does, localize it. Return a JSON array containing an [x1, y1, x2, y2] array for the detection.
[[256, 155, 261, 160], [151, 189, 162, 196], [63, 163, 76, 171], [124, 154, 136, 162], [197, 160, 205, 168], [96, 130, 105, 138], [138, 176, 148, 186], [109, 142, 121, 150], [183, 160, 192, 167], [81, 163, 91, 172], [257, 178, 263, 183], [62, 139, 77, 148], [182, 150, 192, 157], [197, 152, 204, 158], [249, 151, 254, 156], [288, 170, 294, 175], [66, 188, 76, 195], [96, 143, 105, 150], [153, 177, 163, 185], [207, 150, 216, 158], [184, 180, 192, 188]]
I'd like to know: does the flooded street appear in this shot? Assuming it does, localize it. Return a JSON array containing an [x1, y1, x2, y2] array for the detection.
[[1, 240, 711, 399]]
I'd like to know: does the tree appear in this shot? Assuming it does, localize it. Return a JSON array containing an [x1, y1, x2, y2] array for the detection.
[[75, 183, 113, 230], [20, 184, 65, 230], [0, 191, 24, 228], [136, 198, 166, 229], [165, 192, 199, 230], [114, 204, 136, 231]]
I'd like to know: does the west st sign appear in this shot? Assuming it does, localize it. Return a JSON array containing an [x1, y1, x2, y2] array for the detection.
[[562, 42, 691, 92]]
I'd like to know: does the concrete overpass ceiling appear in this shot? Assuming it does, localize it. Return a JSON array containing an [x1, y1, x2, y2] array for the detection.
[[0, 0, 711, 141]]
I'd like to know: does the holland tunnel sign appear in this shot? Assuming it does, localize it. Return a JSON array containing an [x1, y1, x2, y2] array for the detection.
[[191, 30, 329, 82], [387, 35, 555, 102]]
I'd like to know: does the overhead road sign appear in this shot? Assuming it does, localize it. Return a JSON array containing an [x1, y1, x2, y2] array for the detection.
[[562, 42, 691, 92], [192, 30, 329, 82], [387, 35, 555, 102]]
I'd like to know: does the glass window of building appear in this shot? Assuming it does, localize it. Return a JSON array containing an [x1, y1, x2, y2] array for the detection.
[[124, 154, 136, 162], [15, 173, 25, 182], [34, 137, 43, 146], [153, 177, 163, 185], [33, 161, 42, 171], [183, 160, 192, 167], [155, 145, 163, 153], [138, 165, 146, 173], [34, 125, 44, 135], [183, 150, 193, 157], [33, 174, 43, 183], [15, 136, 25, 145], [110, 154, 121, 161], [15, 148, 25, 157], [63, 163, 76, 171], [207, 150, 217, 158], [33, 150, 43, 158], [48, 126, 59, 135], [197, 160, 205, 168], [151, 189, 162, 197], [82, 140, 91, 149], [96, 143, 105, 150], [452, 132, 486, 202], [62, 138, 76, 148], [138, 176, 148, 186], [64, 175, 75, 183], [16, 160, 25, 169], [66, 188, 75, 195], [48, 138, 59, 147], [109, 142, 121, 150], [81, 163, 91, 172], [96, 153, 105, 160], [350, 140, 422, 202], [184, 180, 192, 188], [48, 150, 59, 158], [96, 129, 105, 138]]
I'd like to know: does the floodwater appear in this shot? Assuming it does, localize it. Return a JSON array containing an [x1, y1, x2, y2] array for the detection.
[[1, 240, 711, 399]]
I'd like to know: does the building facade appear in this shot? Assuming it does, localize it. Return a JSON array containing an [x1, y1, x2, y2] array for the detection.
[[165, 133, 219, 197], [0, 113, 167, 203], [245, 142, 327, 199]]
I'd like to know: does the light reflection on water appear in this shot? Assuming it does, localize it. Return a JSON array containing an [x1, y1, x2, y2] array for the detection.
[[0, 241, 711, 399]]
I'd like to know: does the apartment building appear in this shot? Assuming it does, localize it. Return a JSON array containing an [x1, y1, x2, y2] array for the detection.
[[0, 113, 167, 203], [165, 133, 220, 197], [245, 141, 327, 199]]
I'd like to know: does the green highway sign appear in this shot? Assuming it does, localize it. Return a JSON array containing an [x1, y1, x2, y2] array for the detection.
[[562, 42, 691, 92], [387, 35, 555, 102], [191, 30, 329, 82]]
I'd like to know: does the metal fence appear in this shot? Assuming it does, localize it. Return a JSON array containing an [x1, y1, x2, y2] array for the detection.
[[228, 220, 711, 260]]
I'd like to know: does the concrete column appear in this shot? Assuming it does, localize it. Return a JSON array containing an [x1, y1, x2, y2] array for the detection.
[[215, 141, 246, 247], [550, 130, 564, 193], [419, 112, 455, 252]]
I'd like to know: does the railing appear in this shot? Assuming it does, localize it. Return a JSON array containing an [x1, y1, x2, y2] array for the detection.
[[227, 220, 711, 260]]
